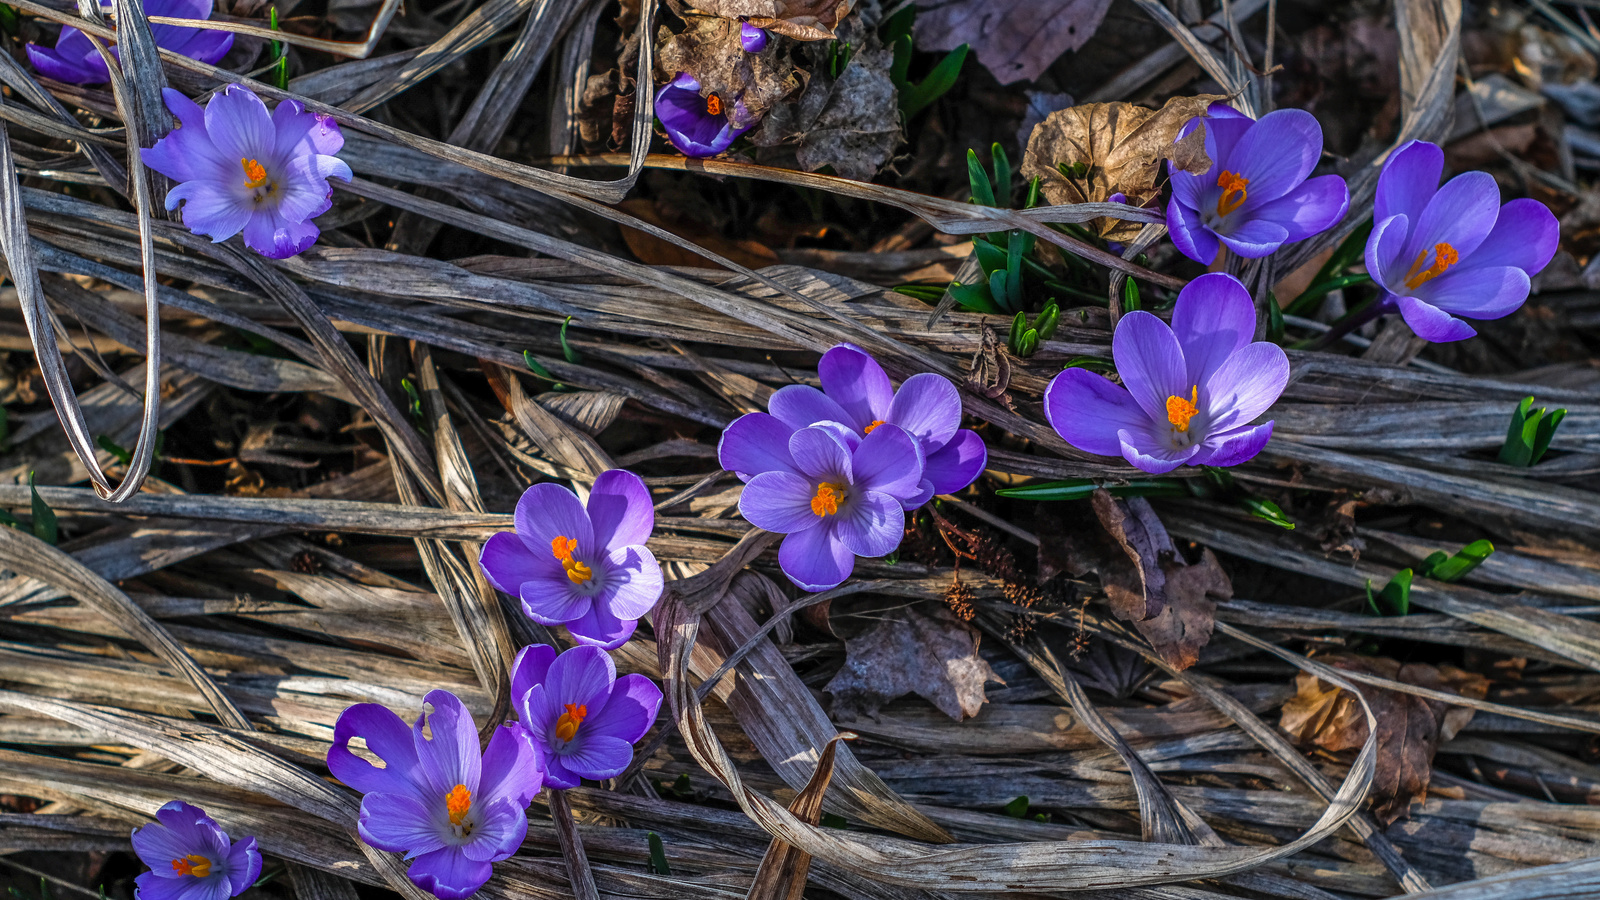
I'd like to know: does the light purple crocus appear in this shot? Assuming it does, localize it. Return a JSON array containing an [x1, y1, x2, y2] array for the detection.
[[740, 22, 771, 52], [655, 72, 756, 158], [27, 0, 233, 85], [131, 801, 260, 900], [329, 690, 544, 900], [480, 469, 663, 651], [1044, 273, 1288, 474], [1167, 103, 1349, 264], [511, 644, 663, 790], [1364, 140, 1559, 342], [720, 419, 924, 590], [141, 85, 351, 260], [766, 343, 986, 507]]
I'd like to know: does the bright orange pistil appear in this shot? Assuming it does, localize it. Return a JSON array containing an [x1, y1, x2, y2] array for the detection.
[[555, 703, 588, 741], [171, 855, 212, 878], [1215, 170, 1249, 217], [705, 93, 723, 116], [1166, 386, 1200, 433], [810, 483, 844, 517], [1403, 242, 1459, 289], [240, 157, 269, 190], [550, 535, 593, 584], [864, 419, 886, 434], [445, 784, 472, 827]]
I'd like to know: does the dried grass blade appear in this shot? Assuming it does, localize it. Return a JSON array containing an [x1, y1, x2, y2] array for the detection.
[[746, 733, 850, 900], [547, 789, 600, 900]]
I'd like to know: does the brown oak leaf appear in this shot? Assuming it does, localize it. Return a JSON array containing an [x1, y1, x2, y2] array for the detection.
[[687, 0, 853, 40], [825, 605, 1003, 721]]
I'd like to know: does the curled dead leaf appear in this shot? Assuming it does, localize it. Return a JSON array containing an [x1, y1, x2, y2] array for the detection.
[[754, 21, 900, 181], [1020, 96, 1224, 241], [825, 604, 1003, 721], [656, 16, 801, 121], [687, 0, 853, 40]]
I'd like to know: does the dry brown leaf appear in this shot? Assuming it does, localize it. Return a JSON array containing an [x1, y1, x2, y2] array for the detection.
[[656, 16, 801, 120], [688, 0, 853, 40], [1091, 491, 1230, 670], [966, 322, 1012, 400], [1020, 96, 1224, 240], [914, 0, 1116, 85], [1280, 654, 1491, 825], [617, 199, 782, 268], [825, 605, 1003, 721], [746, 732, 850, 900], [754, 22, 900, 181]]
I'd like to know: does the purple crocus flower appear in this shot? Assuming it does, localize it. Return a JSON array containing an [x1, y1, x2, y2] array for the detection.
[[329, 690, 544, 900], [1364, 140, 1559, 342], [720, 419, 924, 590], [1044, 273, 1288, 474], [141, 85, 351, 260], [131, 801, 260, 900], [655, 72, 756, 157], [511, 644, 663, 790], [1167, 103, 1349, 264], [766, 343, 987, 507], [27, 0, 233, 85], [479, 469, 662, 651], [740, 22, 771, 52]]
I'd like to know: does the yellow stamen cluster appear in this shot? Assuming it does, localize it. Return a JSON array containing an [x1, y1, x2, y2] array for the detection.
[[555, 703, 588, 741], [863, 419, 886, 434], [1403, 242, 1459, 289], [1215, 170, 1249, 217], [810, 483, 844, 517], [241, 157, 269, 190], [550, 535, 592, 584], [445, 784, 472, 827], [1166, 386, 1200, 433], [171, 855, 212, 878]]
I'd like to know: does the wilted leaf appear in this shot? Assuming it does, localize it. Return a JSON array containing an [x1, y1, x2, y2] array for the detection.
[[966, 322, 1011, 399], [656, 16, 801, 121], [756, 23, 901, 181], [746, 732, 850, 900], [1020, 96, 1223, 240], [687, 0, 853, 40], [913, 0, 1115, 85], [1280, 654, 1490, 825], [825, 605, 1003, 721]]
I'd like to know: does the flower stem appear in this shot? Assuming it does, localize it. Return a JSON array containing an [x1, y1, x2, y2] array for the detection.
[[1302, 295, 1393, 351]]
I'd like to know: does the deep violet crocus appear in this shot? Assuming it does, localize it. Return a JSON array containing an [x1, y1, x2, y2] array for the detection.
[[27, 0, 233, 85], [720, 419, 924, 590], [766, 343, 987, 508], [141, 85, 351, 259], [479, 469, 663, 651], [1364, 140, 1559, 342], [1167, 103, 1349, 264], [656, 72, 756, 157], [1044, 273, 1288, 474], [511, 643, 663, 790], [131, 801, 260, 900], [329, 690, 544, 900], [740, 22, 771, 52]]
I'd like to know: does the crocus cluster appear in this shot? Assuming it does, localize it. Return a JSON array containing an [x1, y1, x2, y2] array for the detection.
[[1364, 140, 1558, 341], [130, 801, 259, 900], [479, 469, 663, 649], [143, 85, 351, 259], [1167, 103, 1349, 264], [28, 0, 232, 85], [1045, 273, 1289, 474]]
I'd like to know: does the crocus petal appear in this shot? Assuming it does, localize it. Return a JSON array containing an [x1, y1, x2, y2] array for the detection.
[[173, 27, 233, 66], [166, 181, 254, 243], [851, 422, 922, 499], [1200, 342, 1290, 434], [833, 490, 905, 559], [479, 531, 560, 595], [460, 796, 528, 862], [275, 153, 351, 223], [559, 734, 637, 780], [1216, 216, 1291, 258], [599, 543, 663, 619], [543, 755, 582, 790], [273, 98, 345, 159], [357, 791, 446, 857], [885, 373, 962, 451], [1402, 170, 1500, 263], [1111, 311, 1190, 421], [204, 85, 276, 163], [225, 836, 263, 895], [1460, 198, 1558, 275], [1119, 428, 1201, 475], [519, 575, 593, 625], [1245, 173, 1349, 243], [655, 72, 752, 157], [26, 38, 107, 84], [1166, 193, 1220, 265], [329, 703, 424, 797], [740, 22, 770, 52], [407, 847, 493, 900], [477, 721, 544, 807], [1374, 140, 1443, 226], [513, 483, 594, 559], [922, 429, 987, 495], [718, 412, 797, 481], [769, 384, 852, 432], [547, 644, 619, 713], [582, 673, 662, 744], [1199, 103, 1255, 172], [777, 523, 854, 591], [1365, 213, 1411, 294], [566, 601, 638, 650], [818, 343, 892, 431], [133, 872, 224, 900], [1043, 367, 1150, 458], [1415, 265, 1530, 319], [1222, 108, 1323, 204], [587, 468, 655, 550], [241, 213, 321, 260], [1191, 422, 1274, 468], [131, 819, 199, 872], [740, 470, 823, 534], [789, 425, 853, 481], [1395, 295, 1479, 342], [1171, 273, 1256, 387], [1167, 164, 1205, 212], [413, 690, 481, 798], [153, 801, 231, 861], [510, 644, 557, 712]]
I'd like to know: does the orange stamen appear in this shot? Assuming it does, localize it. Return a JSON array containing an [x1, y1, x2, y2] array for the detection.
[[555, 703, 588, 741], [240, 158, 269, 190], [864, 420, 885, 434], [171, 855, 212, 878], [445, 784, 472, 827], [1215, 170, 1249, 217], [810, 483, 843, 517], [550, 535, 593, 584], [1166, 386, 1200, 433], [1403, 242, 1459, 289], [705, 93, 723, 116]]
